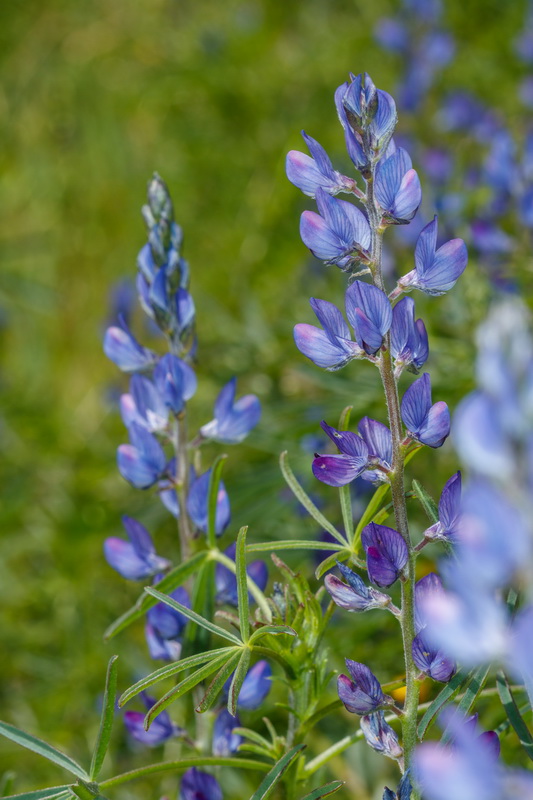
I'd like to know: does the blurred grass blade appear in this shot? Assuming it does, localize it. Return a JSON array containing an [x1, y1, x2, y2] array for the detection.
[[119, 648, 236, 706], [279, 452, 347, 547], [2, 790, 70, 800], [227, 648, 251, 716], [104, 551, 207, 640], [249, 625, 297, 644], [417, 668, 473, 740], [207, 454, 228, 548], [145, 587, 242, 644], [412, 480, 438, 524], [144, 651, 236, 728], [247, 540, 345, 553], [249, 744, 306, 800], [195, 650, 242, 713], [89, 655, 119, 780], [496, 671, 533, 761], [236, 527, 250, 642], [441, 664, 490, 745], [353, 483, 390, 550], [300, 780, 344, 799], [0, 722, 88, 780]]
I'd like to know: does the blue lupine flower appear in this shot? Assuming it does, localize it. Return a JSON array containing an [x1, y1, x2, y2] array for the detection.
[[357, 417, 392, 481], [345, 280, 393, 355], [187, 469, 231, 535], [153, 353, 197, 414], [117, 422, 167, 488], [158, 459, 181, 518], [470, 220, 513, 256], [375, 147, 422, 224], [453, 391, 513, 478], [390, 297, 428, 373], [360, 711, 403, 760], [312, 421, 369, 487], [412, 631, 455, 682], [325, 561, 390, 612], [425, 472, 461, 542], [361, 523, 408, 587], [463, 715, 500, 760], [509, 605, 533, 707], [293, 297, 364, 371], [215, 543, 268, 606], [104, 319, 157, 373], [104, 516, 170, 580], [212, 708, 242, 756], [337, 660, 387, 715], [200, 377, 261, 444], [145, 585, 190, 661], [374, 18, 408, 53], [334, 81, 367, 170], [236, 660, 272, 709], [180, 768, 223, 800], [120, 374, 168, 434], [124, 693, 179, 746], [145, 622, 183, 661], [401, 373, 450, 448], [286, 131, 354, 198], [300, 188, 371, 269], [342, 74, 397, 158], [399, 216, 467, 296], [174, 287, 195, 337]]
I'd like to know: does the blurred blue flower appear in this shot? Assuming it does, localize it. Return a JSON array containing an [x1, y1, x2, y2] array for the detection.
[[187, 469, 231, 535], [117, 422, 167, 488], [200, 377, 261, 444], [180, 768, 223, 800], [104, 516, 170, 580], [215, 543, 268, 605], [104, 318, 157, 373]]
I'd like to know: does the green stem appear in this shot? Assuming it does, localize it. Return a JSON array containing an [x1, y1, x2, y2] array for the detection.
[[210, 550, 273, 622], [172, 414, 192, 561]]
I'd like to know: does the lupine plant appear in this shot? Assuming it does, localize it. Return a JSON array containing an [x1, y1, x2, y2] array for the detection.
[[2, 71, 533, 800]]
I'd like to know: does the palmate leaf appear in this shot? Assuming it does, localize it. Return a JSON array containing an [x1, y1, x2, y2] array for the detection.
[[195, 650, 242, 714], [300, 780, 344, 800], [0, 722, 88, 780], [496, 671, 533, 761], [207, 454, 228, 548], [89, 655, 118, 780], [248, 625, 297, 644], [248, 745, 306, 800]]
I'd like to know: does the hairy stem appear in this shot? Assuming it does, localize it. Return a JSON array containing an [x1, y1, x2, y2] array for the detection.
[[173, 414, 192, 561]]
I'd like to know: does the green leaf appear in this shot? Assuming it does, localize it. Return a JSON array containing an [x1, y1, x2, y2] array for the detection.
[[236, 527, 251, 642], [99, 757, 270, 789], [496, 672, 533, 761], [353, 482, 390, 550], [2, 789, 70, 800], [0, 723, 88, 780], [412, 479, 438, 524], [232, 727, 273, 751], [207, 454, 228, 548], [144, 587, 242, 644], [249, 625, 297, 644], [144, 650, 236, 728], [299, 780, 344, 800], [119, 647, 235, 706], [211, 550, 272, 623], [337, 407, 354, 542], [441, 665, 490, 745], [196, 651, 243, 713], [248, 745, 306, 800], [89, 655, 118, 780], [417, 668, 473, 740], [314, 550, 350, 581], [227, 648, 252, 716], [279, 452, 347, 547], [246, 540, 345, 553], [188, 558, 215, 651], [104, 551, 208, 640]]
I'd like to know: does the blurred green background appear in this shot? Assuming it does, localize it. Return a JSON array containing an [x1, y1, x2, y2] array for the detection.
[[1, 0, 532, 796]]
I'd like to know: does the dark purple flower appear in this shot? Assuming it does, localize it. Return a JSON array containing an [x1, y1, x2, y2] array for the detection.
[[104, 319, 157, 373], [312, 420, 369, 487], [200, 377, 260, 444], [399, 216, 467, 296], [153, 353, 197, 415], [425, 473, 461, 542], [375, 147, 422, 224], [357, 416, 392, 480], [361, 523, 408, 587], [345, 280, 393, 355], [120, 374, 168, 434], [401, 373, 450, 448], [124, 693, 179, 747], [212, 708, 242, 756], [215, 543, 268, 606], [390, 297, 428, 373], [300, 188, 371, 269], [117, 422, 167, 488], [412, 631, 456, 682], [286, 132, 353, 198], [325, 562, 390, 612], [104, 516, 170, 580], [293, 297, 364, 370], [337, 660, 386, 714], [382, 771, 412, 800], [180, 768, 223, 800], [360, 710, 403, 760], [187, 469, 231, 535]]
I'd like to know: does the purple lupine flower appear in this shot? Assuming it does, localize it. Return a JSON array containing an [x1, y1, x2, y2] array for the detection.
[[357, 417, 392, 481], [463, 714, 501, 760], [180, 768, 223, 800], [299, 188, 371, 269], [212, 708, 242, 756], [399, 216, 468, 296], [360, 711, 403, 760], [345, 280, 393, 355], [470, 220, 513, 255], [104, 319, 157, 373], [104, 516, 170, 580], [293, 297, 364, 370], [124, 693, 180, 747], [425, 472, 461, 542], [215, 543, 268, 606], [335, 81, 367, 170], [145, 585, 190, 661], [325, 562, 390, 612], [153, 353, 197, 414], [237, 660, 272, 709], [412, 631, 456, 682], [312, 420, 369, 487], [200, 377, 261, 444], [401, 373, 450, 448], [375, 148, 422, 224], [342, 74, 397, 158], [390, 297, 428, 373], [361, 523, 408, 587], [382, 771, 412, 800], [117, 422, 167, 488], [120, 374, 168, 434], [286, 132, 354, 197], [187, 469, 231, 535], [337, 660, 387, 715]]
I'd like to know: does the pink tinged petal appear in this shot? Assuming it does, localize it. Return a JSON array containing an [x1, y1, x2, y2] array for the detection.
[[120, 393, 146, 430], [294, 324, 356, 369], [103, 325, 157, 373], [300, 210, 344, 260], [320, 421, 369, 459], [360, 711, 403, 759], [417, 401, 450, 448], [325, 574, 371, 611], [104, 538, 152, 580], [312, 453, 367, 486], [401, 373, 432, 433], [117, 444, 161, 489]]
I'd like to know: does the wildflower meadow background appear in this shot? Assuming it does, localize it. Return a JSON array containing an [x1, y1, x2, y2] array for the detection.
[[1, 0, 533, 798]]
